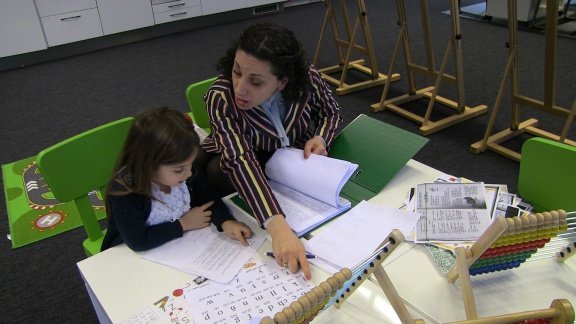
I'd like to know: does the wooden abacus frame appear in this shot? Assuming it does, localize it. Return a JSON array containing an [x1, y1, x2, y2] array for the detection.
[[447, 210, 570, 321], [557, 240, 576, 262], [370, 0, 487, 135], [312, 0, 400, 95], [261, 229, 424, 324], [449, 299, 575, 324], [470, 0, 576, 162]]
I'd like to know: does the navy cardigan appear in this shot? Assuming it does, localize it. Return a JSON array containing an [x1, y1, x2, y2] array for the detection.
[[101, 168, 234, 252]]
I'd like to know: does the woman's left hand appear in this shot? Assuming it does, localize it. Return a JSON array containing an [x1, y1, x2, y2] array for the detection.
[[222, 220, 253, 246], [303, 136, 327, 159]]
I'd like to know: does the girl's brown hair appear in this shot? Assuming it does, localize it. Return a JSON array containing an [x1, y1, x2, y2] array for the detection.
[[107, 107, 200, 200]]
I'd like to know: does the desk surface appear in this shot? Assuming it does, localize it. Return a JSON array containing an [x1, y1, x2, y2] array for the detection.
[[77, 159, 441, 323], [386, 244, 576, 323], [77, 159, 576, 323], [79, 160, 576, 323]]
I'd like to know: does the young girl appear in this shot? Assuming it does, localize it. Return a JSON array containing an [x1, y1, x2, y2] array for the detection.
[[101, 107, 252, 252]]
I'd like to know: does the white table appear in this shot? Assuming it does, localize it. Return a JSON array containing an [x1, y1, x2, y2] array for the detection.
[[77, 159, 442, 323], [385, 244, 576, 323]]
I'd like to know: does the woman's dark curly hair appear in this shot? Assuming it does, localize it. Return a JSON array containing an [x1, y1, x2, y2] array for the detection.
[[216, 23, 311, 103]]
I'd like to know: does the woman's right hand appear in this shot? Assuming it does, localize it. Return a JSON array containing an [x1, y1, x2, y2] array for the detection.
[[267, 215, 312, 280], [179, 201, 214, 231]]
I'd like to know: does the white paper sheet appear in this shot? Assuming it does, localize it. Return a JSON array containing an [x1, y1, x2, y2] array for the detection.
[[184, 257, 313, 324], [305, 200, 420, 270], [265, 147, 358, 208], [415, 182, 491, 242], [139, 226, 265, 283]]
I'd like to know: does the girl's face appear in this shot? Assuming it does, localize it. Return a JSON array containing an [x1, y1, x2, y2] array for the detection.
[[152, 153, 195, 188], [232, 49, 288, 110]]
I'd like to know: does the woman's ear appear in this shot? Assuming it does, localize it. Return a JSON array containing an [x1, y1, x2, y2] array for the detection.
[[278, 77, 288, 91]]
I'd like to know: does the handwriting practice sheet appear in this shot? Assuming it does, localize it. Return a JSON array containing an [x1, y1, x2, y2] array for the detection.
[[139, 226, 265, 283]]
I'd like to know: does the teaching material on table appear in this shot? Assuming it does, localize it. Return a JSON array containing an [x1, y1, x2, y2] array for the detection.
[[558, 239, 576, 262], [184, 257, 315, 323], [228, 115, 427, 236], [305, 200, 420, 271], [231, 147, 358, 237], [415, 182, 491, 242], [265, 147, 357, 209], [329, 114, 429, 205], [447, 209, 571, 321], [266, 229, 423, 324], [139, 226, 265, 283]]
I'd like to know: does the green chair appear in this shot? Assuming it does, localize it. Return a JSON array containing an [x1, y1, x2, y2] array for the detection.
[[36, 117, 134, 256], [518, 137, 576, 212], [185, 76, 217, 134]]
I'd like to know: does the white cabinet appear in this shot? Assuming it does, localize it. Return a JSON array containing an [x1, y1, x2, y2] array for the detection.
[[202, 0, 284, 15], [0, 0, 288, 59], [0, 0, 47, 57], [36, 0, 103, 47], [247, 0, 284, 7], [152, 0, 202, 24], [201, 0, 247, 15], [96, 0, 154, 35], [35, 0, 96, 17]]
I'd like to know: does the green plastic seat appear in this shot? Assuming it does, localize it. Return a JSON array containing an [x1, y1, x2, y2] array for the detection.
[[36, 117, 134, 256], [185, 76, 217, 134], [518, 137, 576, 212]]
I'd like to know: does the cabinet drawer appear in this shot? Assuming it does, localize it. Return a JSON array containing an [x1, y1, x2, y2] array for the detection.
[[41, 8, 103, 47], [153, 6, 202, 24], [152, 0, 200, 14], [35, 0, 97, 17]]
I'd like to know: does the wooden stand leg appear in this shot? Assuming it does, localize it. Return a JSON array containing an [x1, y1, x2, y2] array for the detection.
[[313, 0, 400, 95], [470, 0, 576, 161], [371, 0, 487, 136]]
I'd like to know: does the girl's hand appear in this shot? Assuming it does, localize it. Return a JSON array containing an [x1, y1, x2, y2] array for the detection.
[[267, 215, 312, 280], [222, 220, 253, 246], [179, 201, 214, 231], [303, 136, 327, 159]]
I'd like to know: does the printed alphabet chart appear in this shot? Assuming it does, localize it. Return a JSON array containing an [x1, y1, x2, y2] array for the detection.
[[185, 257, 313, 323], [119, 257, 313, 323], [119, 285, 194, 324]]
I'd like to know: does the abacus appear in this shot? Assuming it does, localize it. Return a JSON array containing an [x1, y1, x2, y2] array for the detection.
[[447, 210, 573, 321], [557, 240, 576, 262], [261, 229, 424, 323], [448, 299, 574, 324]]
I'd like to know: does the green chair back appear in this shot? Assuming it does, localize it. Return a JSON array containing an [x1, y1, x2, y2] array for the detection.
[[36, 117, 134, 256], [185, 76, 217, 134], [518, 137, 576, 212]]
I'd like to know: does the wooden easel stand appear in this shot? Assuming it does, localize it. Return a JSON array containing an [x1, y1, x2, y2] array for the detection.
[[470, 0, 576, 162], [313, 0, 400, 95], [370, 0, 487, 135]]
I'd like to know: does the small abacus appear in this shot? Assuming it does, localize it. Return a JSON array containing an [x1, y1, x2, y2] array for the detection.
[[449, 299, 574, 324], [557, 240, 576, 262], [447, 210, 573, 321], [259, 268, 352, 324], [261, 229, 424, 323], [448, 210, 568, 283]]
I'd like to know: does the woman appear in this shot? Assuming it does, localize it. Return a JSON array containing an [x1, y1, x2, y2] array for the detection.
[[200, 23, 343, 279]]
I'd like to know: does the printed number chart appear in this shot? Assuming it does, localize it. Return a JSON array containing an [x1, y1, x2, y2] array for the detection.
[[119, 257, 313, 324]]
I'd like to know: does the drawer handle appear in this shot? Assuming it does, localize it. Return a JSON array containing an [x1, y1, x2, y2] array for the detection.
[[60, 15, 81, 21], [170, 12, 187, 17], [168, 3, 186, 8]]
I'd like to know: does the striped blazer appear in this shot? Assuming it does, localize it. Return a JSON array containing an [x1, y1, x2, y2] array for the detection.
[[201, 66, 343, 226]]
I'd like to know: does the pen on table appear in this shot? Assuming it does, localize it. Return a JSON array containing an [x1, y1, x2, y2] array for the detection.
[[266, 252, 316, 259]]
